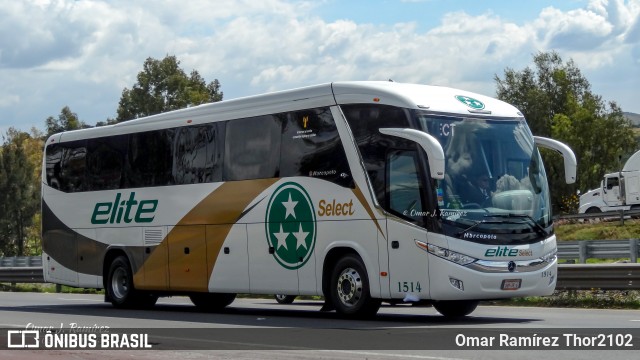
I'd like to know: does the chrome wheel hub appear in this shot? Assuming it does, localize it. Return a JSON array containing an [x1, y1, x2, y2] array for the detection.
[[337, 267, 363, 307]]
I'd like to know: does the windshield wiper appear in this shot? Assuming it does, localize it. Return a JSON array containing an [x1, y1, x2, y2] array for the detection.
[[485, 213, 548, 236]]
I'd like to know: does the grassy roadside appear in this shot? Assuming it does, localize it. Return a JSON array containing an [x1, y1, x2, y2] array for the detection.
[[0, 283, 103, 294], [555, 218, 640, 241], [488, 291, 640, 310]]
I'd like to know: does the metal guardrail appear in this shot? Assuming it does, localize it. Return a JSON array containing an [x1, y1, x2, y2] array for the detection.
[[0, 256, 42, 267], [555, 209, 640, 224], [557, 263, 640, 290], [0, 267, 45, 283], [0, 256, 45, 284], [557, 239, 639, 263]]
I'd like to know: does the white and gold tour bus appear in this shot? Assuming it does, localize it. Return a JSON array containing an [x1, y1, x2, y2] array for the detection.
[[42, 81, 576, 318]]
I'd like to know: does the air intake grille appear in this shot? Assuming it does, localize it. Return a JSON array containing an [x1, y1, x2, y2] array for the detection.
[[144, 228, 164, 246]]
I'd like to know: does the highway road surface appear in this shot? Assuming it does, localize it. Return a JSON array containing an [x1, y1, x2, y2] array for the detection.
[[0, 292, 638, 359]]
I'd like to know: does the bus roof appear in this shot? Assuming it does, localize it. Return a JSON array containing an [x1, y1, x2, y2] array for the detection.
[[50, 81, 523, 143]]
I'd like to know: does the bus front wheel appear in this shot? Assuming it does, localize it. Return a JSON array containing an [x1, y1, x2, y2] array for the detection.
[[329, 255, 381, 318], [106, 255, 157, 309], [433, 300, 479, 318]]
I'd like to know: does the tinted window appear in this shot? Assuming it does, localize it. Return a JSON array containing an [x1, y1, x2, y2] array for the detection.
[[224, 115, 281, 181], [87, 135, 127, 191], [281, 108, 353, 188], [342, 104, 413, 207], [59, 141, 87, 192], [173, 124, 223, 184], [128, 129, 174, 187], [388, 150, 424, 222], [45, 144, 63, 190]]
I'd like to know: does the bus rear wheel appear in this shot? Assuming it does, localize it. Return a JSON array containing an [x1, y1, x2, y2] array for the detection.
[[329, 255, 381, 318], [433, 300, 479, 318], [106, 255, 157, 309], [274, 294, 296, 304], [189, 293, 237, 311]]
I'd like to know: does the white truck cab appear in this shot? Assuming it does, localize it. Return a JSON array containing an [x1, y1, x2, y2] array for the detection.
[[579, 150, 640, 213]]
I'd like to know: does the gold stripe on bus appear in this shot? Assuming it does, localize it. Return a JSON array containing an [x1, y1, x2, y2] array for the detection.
[[351, 186, 386, 240], [134, 178, 278, 292]]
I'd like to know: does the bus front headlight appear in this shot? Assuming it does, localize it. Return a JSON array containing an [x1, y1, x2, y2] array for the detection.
[[540, 249, 557, 263], [416, 241, 477, 266]]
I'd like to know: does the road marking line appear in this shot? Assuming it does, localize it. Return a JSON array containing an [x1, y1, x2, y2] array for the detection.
[[320, 350, 467, 360]]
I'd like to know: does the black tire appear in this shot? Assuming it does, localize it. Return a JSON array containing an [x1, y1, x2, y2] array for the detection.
[[189, 293, 236, 311], [585, 207, 601, 214], [433, 300, 479, 318], [106, 255, 157, 309], [274, 294, 296, 304], [329, 255, 381, 318]]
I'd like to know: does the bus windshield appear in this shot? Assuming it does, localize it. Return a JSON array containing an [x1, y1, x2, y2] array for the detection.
[[416, 113, 552, 244]]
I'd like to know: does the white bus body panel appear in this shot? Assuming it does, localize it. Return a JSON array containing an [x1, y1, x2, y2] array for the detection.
[[41, 81, 558, 304], [429, 235, 557, 300], [208, 225, 250, 292]]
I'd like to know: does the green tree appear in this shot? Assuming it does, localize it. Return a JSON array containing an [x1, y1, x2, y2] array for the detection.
[[45, 106, 89, 137], [0, 129, 40, 256], [495, 51, 636, 213], [116, 55, 223, 122], [95, 117, 118, 127]]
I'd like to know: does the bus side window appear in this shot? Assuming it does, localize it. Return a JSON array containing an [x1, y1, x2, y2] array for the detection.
[[128, 129, 174, 187], [59, 141, 87, 193], [342, 104, 412, 207], [224, 115, 282, 181], [280, 108, 353, 188], [45, 144, 63, 190], [87, 135, 127, 191], [174, 126, 207, 185], [388, 150, 424, 221], [205, 122, 224, 183], [173, 124, 225, 185]]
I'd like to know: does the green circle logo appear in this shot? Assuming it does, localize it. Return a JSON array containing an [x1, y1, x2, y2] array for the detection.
[[455, 95, 485, 110], [265, 182, 316, 270]]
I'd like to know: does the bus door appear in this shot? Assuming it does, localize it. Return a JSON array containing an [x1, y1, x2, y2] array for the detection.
[[385, 149, 430, 300]]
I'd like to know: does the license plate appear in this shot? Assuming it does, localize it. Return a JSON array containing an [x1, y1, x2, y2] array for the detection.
[[501, 279, 521, 290]]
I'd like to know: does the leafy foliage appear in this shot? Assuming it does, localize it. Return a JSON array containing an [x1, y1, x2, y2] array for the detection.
[[45, 106, 90, 137], [495, 51, 636, 213], [116, 55, 223, 122], [0, 129, 42, 256]]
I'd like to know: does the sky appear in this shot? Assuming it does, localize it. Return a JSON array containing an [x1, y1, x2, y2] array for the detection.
[[1, 0, 639, 136]]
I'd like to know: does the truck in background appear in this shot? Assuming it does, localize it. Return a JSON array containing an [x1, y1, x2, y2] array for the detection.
[[579, 150, 640, 213]]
